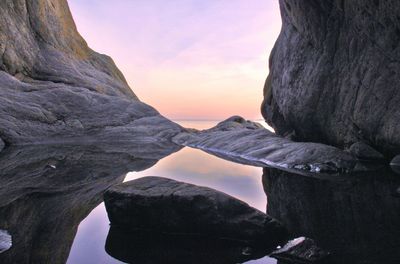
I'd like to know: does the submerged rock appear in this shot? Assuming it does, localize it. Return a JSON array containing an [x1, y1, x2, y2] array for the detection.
[[173, 117, 359, 174], [106, 226, 274, 264], [0, 0, 182, 145], [0, 230, 11, 254], [271, 237, 330, 264], [262, 0, 400, 156], [104, 176, 288, 246]]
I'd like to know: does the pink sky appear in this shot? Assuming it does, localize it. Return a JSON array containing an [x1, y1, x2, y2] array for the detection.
[[68, 0, 281, 120]]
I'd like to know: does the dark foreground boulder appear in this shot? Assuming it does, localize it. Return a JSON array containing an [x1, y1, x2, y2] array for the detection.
[[106, 226, 275, 264], [271, 237, 330, 264], [104, 176, 288, 246], [173, 116, 362, 174], [0, 0, 182, 146], [262, 0, 400, 156]]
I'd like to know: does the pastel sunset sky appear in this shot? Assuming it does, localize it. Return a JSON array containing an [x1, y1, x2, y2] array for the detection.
[[68, 0, 281, 120]]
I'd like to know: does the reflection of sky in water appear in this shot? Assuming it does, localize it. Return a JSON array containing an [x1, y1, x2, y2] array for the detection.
[[68, 121, 276, 264]]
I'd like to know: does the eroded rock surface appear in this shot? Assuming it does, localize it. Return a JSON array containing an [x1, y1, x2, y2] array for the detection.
[[262, 0, 400, 157], [173, 116, 360, 174], [0, 0, 182, 146], [104, 176, 288, 246]]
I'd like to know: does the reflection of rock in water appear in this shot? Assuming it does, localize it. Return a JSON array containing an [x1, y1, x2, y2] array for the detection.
[[0, 143, 181, 264], [263, 168, 400, 264], [106, 226, 273, 264]]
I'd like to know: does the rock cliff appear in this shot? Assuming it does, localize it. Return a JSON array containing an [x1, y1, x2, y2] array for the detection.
[[262, 0, 400, 157], [0, 0, 181, 146]]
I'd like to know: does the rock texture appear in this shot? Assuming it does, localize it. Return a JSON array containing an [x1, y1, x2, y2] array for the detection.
[[0, 0, 182, 146], [0, 141, 180, 264], [173, 116, 361, 174], [263, 168, 400, 264], [262, 0, 400, 157], [104, 176, 288, 246]]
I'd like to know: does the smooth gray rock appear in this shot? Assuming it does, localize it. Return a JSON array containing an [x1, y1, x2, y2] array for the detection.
[[348, 142, 385, 161], [104, 176, 288, 246], [262, 0, 400, 156], [173, 116, 360, 174], [271, 237, 330, 264], [0, 230, 11, 254], [0, 0, 182, 145]]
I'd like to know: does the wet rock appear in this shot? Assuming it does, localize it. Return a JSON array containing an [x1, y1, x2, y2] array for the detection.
[[271, 237, 330, 264], [104, 176, 288, 246], [262, 0, 400, 156], [173, 116, 360, 174], [106, 226, 274, 264], [0, 230, 11, 254], [0, 138, 4, 152], [348, 142, 385, 161], [0, 0, 182, 145]]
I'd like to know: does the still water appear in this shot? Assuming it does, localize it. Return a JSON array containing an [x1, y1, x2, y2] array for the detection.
[[1, 121, 399, 264], [67, 120, 276, 264]]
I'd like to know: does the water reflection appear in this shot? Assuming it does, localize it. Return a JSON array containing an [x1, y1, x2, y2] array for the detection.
[[69, 147, 272, 264], [263, 168, 400, 264], [0, 142, 180, 264]]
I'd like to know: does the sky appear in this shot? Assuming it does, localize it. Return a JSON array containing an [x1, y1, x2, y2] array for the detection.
[[68, 0, 281, 120]]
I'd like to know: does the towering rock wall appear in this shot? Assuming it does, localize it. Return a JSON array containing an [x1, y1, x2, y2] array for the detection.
[[0, 0, 181, 146], [262, 0, 400, 156]]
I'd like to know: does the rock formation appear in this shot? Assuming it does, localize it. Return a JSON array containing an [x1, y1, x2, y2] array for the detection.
[[262, 0, 400, 157], [173, 116, 363, 174], [104, 176, 288, 246], [0, 0, 182, 146]]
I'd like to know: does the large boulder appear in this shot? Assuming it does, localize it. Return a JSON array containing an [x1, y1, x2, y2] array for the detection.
[[262, 0, 400, 157], [0, 0, 182, 145], [104, 176, 288, 247]]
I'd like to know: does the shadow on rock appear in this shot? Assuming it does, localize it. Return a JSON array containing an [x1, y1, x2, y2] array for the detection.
[[263, 168, 400, 264], [0, 142, 181, 264]]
